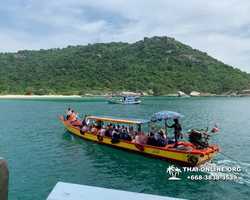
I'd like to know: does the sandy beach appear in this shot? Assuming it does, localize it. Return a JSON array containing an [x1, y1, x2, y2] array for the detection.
[[0, 95, 82, 98]]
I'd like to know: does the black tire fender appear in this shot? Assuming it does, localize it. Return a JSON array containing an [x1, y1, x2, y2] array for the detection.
[[189, 155, 199, 164], [80, 130, 84, 135], [135, 144, 144, 151], [97, 135, 103, 141]]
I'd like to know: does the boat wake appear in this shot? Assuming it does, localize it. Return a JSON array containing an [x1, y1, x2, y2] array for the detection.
[[201, 159, 250, 186]]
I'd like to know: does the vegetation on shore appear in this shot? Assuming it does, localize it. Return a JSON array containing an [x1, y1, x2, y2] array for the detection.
[[0, 36, 250, 95]]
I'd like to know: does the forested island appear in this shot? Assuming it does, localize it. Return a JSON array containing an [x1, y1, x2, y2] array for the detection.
[[0, 36, 250, 96]]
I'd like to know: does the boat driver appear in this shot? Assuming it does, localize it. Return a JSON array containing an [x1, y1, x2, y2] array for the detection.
[[166, 119, 182, 148]]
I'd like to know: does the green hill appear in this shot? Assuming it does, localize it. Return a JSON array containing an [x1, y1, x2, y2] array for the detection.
[[0, 36, 249, 95]]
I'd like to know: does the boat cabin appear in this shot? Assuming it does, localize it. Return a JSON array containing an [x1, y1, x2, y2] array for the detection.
[[123, 95, 140, 103]]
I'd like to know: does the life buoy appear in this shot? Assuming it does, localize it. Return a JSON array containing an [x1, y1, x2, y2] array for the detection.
[[135, 144, 144, 151], [80, 130, 84, 135], [189, 155, 198, 164], [97, 135, 103, 141], [111, 138, 120, 144]]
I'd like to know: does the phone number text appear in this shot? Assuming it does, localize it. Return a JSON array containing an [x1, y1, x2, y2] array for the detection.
[[187, 175, 238, 181]]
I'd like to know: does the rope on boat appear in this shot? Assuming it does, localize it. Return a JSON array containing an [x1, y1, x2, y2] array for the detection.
[[209, 146, 250, 169], [207, 135, 250, 168], [181, 133, 250, 169]]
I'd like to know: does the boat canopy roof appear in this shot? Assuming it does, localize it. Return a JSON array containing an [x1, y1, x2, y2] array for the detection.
[[87, 115, 151, 124]]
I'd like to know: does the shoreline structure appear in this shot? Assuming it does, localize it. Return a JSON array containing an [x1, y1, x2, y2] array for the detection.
[[0, 90, 250, 98]]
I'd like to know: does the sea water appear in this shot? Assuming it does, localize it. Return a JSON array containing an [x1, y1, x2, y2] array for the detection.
[[0, 97, 249, 200]]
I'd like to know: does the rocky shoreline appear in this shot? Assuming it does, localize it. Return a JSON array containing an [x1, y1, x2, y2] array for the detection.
[[81, 90, 250, 97]]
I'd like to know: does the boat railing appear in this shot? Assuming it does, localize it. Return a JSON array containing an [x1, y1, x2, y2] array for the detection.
[[0, 157, 9, 200]]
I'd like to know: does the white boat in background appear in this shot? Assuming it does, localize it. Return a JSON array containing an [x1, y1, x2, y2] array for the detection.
[[107, 94, 141, 104]]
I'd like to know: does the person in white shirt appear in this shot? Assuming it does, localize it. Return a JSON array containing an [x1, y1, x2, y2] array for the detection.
[[112, 129, 116, 136], [100, 125, 106, 135], [75, 113, 81, 121], [82, 122, 87, 132], [83, 115, 90, 125]]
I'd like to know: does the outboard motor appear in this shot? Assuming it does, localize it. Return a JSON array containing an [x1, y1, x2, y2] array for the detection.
[[188, 129, 208, 148]]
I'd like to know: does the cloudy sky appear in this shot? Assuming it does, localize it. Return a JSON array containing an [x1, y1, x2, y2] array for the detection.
[[1, 0, 250, 72]]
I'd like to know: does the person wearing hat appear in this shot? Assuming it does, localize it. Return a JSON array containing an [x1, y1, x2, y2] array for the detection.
[[166, 119, 182, 148]]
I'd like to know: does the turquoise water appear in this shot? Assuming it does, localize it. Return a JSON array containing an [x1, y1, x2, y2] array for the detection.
[[0, 97, 250, 200]]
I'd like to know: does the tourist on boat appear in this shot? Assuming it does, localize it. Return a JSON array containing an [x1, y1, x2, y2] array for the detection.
[[166, 119, 182, 148], [91, 122, 96, 133], [120, 128, 131, 141], [160, 129, 167, 138], [129, 126, 136, 138], [113, 129, 120, 139], [149, 126, 160, 135], [141, 132, 147, 144], [120, 129, 127, 140], [136, 132, 147, 144], [117, 125, 122, 133], [112, 127, 116, 136], [126, 134, 132, 142], [100, 125, 106, 136], [94, 127, 100, 135], [120, 125, 125, 132], [96, 120, 104, 129], [134, 131, 139, 143], [124, 126, 129, 135], [83, 115, 90, 125], [75, 113, 81, 121], [82, 122, 87, 132], [86, 124, 90, 132], [104, 127, 112, 137], [157, 131, 167, 147], [112, 124, 117, 131], [69, 110, 77, 124], [147, 133, 158, 146], [66, 107, 72, 120]]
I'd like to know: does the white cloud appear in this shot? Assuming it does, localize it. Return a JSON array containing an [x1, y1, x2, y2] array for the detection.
[[0, 0, 250, 72]]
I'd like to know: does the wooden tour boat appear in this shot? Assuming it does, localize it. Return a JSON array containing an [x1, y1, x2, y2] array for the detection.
[[59, 115, 220, 167], [106, 94, 141, 104]]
